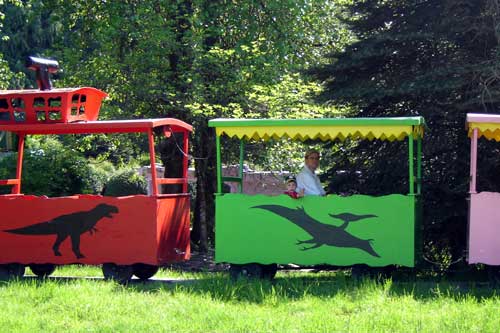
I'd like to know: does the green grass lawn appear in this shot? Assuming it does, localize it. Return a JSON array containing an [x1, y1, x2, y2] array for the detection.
[[1, 266, 499, 332]]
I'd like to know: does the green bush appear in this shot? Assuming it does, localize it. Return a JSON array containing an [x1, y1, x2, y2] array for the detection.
[[87, 160, 116, 194], [102, 169, 147, 196], [0, 137, 108, 196]]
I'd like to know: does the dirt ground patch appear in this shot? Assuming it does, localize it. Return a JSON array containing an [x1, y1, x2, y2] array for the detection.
[[166, 249, 229, 272]]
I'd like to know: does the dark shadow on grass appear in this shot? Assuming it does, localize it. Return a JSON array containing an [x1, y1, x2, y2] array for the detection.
[[120, 270, 500, 304], [0, 274, 199, 289], [1, 269, 498, 304]]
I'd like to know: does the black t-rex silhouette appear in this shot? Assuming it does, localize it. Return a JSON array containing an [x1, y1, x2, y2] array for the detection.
[[253, 205, 380, 258], [4, 203, 119, 259]]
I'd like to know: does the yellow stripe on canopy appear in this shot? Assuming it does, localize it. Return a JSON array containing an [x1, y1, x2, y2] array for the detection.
[[468, 122, 500, 141], [216, 125, 420, 142]]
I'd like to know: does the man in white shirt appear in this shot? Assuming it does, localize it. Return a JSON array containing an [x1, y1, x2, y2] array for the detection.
[[296, 149, 326, 196]]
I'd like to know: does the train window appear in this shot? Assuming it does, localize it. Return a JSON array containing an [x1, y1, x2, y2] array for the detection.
[[48, 111, 62, 121], [33, 97, 45, 108], [11, 98, 25, 109], [48, 97, 62, 107], [0, 111, 10, 121], [13, 111, 26, 122], [0, 98, 8, 109], [36, 111, 46, 121]]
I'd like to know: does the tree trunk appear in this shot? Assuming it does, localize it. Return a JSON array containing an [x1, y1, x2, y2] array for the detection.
[[194, 160, 209, 252], [191, 123, 217, 253]]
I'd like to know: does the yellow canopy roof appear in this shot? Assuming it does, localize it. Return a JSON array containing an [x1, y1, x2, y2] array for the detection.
[[467, 113, 500, 141], [209, 117, 425, 142]]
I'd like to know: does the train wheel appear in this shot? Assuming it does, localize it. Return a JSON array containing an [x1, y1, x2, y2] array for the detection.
[[29, 264, 56, 278], [132, 263, 159, 281], [0, 263, 25, 280], [262, 264, 278, 280], [102, 263, 133, 284], [229, 264, 263, 280], [351, 264, 370, 280], [370, 266, 395, 282]]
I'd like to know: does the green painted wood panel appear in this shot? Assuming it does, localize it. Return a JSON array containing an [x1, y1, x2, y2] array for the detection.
[[215, 194, 415, 267]]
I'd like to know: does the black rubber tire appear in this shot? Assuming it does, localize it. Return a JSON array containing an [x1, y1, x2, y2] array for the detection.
[[29, 264, 56, 278], [0, 263, 25, 281], [352, 264, 396, 282], [351, 264, 370, 280], [102, 263, 133, 284], [370, 266, 395, 282], [132, 263, 159, 280], [261, 264, 278, 280], [229, 263, 263, 280]]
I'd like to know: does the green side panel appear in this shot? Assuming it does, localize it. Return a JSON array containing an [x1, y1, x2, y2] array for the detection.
[[215, 194, 415, 267]]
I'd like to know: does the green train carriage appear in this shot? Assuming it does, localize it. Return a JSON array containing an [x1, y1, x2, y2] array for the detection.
[[208, 117, 425, 278]]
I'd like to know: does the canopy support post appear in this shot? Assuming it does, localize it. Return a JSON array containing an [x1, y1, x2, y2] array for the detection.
[[408, 133, 415, 195], [182, 131, 189, 193], [148, 129, 158, 196], [12, 133, 25, 194], [469, 128, 478, 194], [417, 134, 422, 195], [216, 135, 222, 194], [238, 140, 244, 193]]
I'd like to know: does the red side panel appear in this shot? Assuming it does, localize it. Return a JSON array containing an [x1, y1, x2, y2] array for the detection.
[[0, 195, 189, 265], [156, 196, 191, 264]]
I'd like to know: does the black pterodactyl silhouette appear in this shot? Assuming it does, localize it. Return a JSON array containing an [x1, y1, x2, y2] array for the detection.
[[4, 203, 119, 259], [253, 205, 380, 258]]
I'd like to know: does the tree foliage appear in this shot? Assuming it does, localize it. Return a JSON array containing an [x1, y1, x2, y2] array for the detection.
[[184, 0, 345, 250], [102, 168, 147, 197], [0, 0, 345, 251], [0, 136, 110, 196]]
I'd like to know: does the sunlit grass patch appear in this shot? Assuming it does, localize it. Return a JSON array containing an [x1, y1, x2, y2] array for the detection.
[[1, 268, 499, 332]]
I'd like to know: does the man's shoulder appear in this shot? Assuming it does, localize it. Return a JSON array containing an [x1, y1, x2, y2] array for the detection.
[[297, 167, 311, 177]]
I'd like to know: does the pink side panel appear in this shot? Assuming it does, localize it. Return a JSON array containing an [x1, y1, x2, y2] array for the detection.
[[469, 192, 500, 265]]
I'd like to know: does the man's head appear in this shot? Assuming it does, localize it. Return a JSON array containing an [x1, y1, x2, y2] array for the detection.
[[304, 149, 320, 171]]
